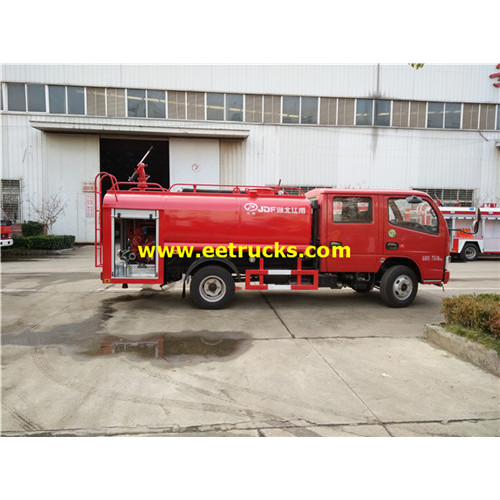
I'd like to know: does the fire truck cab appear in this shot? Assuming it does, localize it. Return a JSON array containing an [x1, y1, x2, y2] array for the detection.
[[95, 157, 452, 309], [307, 188, 450, 286]]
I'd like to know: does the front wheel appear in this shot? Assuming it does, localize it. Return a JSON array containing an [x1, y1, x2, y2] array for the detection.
[[379, 265, 418, 308], [459, 243, 479, 262], [190, 265, 235, 309]]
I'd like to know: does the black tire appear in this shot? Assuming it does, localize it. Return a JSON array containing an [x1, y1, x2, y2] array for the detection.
[[459, 243, 479, 262], [379, 265, 418, 308], [190, 265, 235, 309]]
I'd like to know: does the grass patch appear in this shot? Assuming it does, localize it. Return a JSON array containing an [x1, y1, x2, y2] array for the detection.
[[441, 293, 500, 354], [442, 323, 500, 355]]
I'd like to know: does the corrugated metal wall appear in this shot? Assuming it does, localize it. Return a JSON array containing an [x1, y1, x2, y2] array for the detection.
[[220, 140, 246, 185], [45, 134, 99, 241], [237, 125, 498, 202], [2, 64, 499, 103], [1, 113, 46, 217]]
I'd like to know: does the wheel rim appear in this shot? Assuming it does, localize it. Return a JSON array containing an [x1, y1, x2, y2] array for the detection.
[[393, 274, 413, 301], [465, 246, 476, 259], [199, 275, 226, 303]]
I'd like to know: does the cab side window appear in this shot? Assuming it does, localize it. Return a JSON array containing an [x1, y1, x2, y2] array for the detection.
[[333, 197, 373, 223], [388, 198, 439, 235]]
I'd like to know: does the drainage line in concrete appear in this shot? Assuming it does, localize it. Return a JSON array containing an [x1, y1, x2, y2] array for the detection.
[[261, 293, 295, 339]]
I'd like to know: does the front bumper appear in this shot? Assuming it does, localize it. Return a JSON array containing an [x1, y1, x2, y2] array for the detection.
[[0, 238, 13, 247]]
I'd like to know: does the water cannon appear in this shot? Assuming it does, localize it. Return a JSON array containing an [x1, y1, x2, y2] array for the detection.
[[128, 146, 153, 185]]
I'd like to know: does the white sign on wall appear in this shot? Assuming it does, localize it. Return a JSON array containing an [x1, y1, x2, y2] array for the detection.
[[86, 193, 95, 218], [169, 138, 219, 187]]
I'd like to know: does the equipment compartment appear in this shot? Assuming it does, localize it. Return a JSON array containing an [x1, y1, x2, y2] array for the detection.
[[112, 209, 158, 279]]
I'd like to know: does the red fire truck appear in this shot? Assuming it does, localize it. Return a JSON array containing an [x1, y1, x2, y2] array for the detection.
[[1, 208, 13, 247], [95, 154, 454, 309], [440, 205, 500, 261]]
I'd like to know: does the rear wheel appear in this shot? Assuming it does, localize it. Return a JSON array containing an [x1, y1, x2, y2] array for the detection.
[[459, 243, 479, 261], [190, 265, 235, 309], [380, 265, 418, 308]]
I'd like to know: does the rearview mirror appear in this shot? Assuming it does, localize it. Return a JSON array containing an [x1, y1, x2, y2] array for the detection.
[[472, 207, 482, 234]]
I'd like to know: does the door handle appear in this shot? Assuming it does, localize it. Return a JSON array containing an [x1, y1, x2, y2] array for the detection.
[[385, 242, 399, 250], [330, 241, 343, 248]]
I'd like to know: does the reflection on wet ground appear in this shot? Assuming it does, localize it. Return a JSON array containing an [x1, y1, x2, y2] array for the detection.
[[2, 290, 250, 365], [96, 334, 245, 361], [2, 329, 249, 365]]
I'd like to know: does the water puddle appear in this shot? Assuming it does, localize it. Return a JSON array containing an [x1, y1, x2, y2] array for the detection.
[[2, 291, 251, 365], [94, 334, 244, 361]]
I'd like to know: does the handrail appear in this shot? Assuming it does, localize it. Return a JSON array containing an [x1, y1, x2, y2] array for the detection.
[[93, 175, 305, 197], [167, 183, 305, 196], [114, 181, 168, 193], [95, 172, 119, 200], [94, 172, 120, 268]]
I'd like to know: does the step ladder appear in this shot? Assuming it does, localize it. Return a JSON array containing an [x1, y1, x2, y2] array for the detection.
[[245, 258, 318, 290], [94, 172, 118, 268]]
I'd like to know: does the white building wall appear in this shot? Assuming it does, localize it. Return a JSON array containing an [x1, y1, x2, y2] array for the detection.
[[45, 134, 99, 241], [1, 113, 46, 218], [2, 64, 499, 103], [238, 124, 499, 202], [169, 138, 219, 187], [220, 140, 246, 185], [1, 115, 99, 240], [241, 125, 342, 187]]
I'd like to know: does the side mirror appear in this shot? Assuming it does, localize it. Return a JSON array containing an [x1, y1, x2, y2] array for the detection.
[[472, 208, 482, 234]]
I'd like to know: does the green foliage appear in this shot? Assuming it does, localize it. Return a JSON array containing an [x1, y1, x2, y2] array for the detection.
[[11, 235, 29, 248], [409, 63, 425, 70], [12, 235, 75, 250], [22, 221, 45, 236], [445, 324, 500, 355], [441, 294, 500, 338]]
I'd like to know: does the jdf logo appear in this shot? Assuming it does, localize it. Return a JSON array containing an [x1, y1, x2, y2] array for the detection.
[[244, 202, 258, 212]]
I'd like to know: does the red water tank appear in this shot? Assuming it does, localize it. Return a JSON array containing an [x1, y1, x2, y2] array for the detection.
[[161, 192, 312, 247], [102, 188, 313, 248]]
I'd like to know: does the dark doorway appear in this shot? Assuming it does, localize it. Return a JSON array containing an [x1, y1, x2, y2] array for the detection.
[[99, 138, 169, 192]]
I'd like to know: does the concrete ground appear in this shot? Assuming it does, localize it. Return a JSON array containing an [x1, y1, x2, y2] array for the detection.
[[1, 246, 499, 436]]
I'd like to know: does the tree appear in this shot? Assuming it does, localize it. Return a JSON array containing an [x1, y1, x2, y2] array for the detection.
[[29, 191, 67, 233]]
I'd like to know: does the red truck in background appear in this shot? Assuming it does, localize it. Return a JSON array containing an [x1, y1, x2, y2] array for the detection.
[[1, 208, 13, 247], [94, 153, 455, 309], [440, 205, 500, 261]]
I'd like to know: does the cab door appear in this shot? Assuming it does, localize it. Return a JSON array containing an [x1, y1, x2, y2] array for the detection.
[[325, 194, 381, 272], [384, 196, 444, 281]]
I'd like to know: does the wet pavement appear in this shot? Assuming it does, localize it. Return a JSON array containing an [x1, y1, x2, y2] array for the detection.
[[1, 246, 499, 436]]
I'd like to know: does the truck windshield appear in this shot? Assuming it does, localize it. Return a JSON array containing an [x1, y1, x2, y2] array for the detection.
[[388, 198, 438, 235]]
